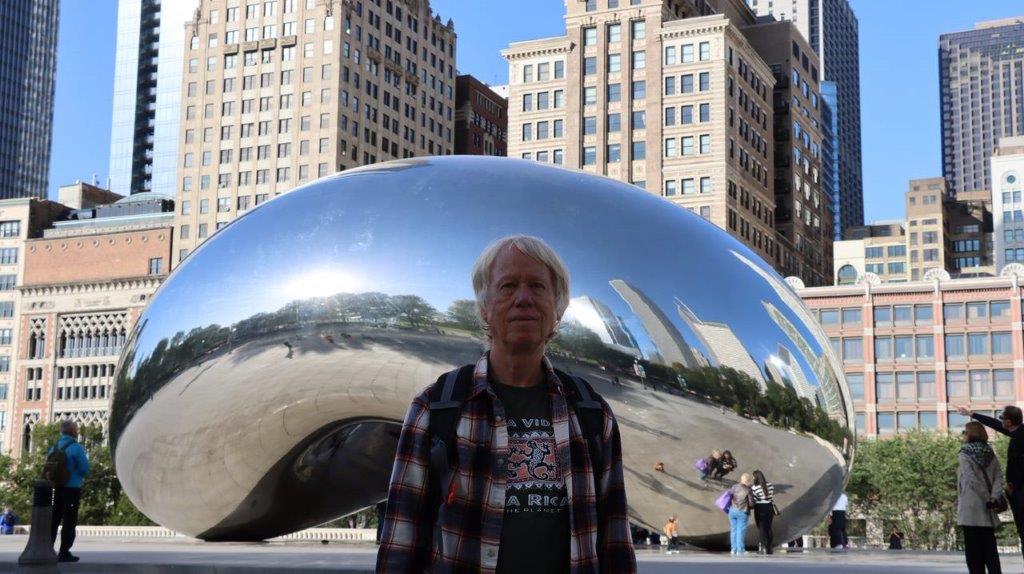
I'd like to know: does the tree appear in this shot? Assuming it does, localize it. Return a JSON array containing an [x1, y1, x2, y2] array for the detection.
[[846, 431, 962, 550], [0, 422, 152, 526]]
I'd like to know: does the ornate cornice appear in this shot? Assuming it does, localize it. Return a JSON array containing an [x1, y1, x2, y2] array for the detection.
[[20, 276, 164, 298]]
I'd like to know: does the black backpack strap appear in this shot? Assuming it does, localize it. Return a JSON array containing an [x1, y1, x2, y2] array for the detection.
[[555, 370, 606, 477], [427, 364, 473, 507]]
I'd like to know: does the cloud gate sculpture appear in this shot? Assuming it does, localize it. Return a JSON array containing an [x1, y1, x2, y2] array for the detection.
[[110, 157, 853, 547]]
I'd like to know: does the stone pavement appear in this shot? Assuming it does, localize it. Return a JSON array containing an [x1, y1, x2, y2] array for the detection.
[[0, 536, 1016, 573]]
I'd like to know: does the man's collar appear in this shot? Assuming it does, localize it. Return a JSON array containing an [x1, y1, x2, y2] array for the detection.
[[469, 351, 565, 399]]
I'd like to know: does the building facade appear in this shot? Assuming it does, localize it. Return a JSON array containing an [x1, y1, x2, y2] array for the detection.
[[800, 274, 1024, 438], [109, 0, 201, 197], [504, 0, 835, 286], [174, 0, 457, 267], [7, 188, 172, 456], [939, 17, 1024, 196], [0, 0, 59, 200], [454, 74, 507, 156], [745, 19, 831, 286], [993, 136, 1024, 271], [833, 222, 906, 285], [746, 0, 863, 236]]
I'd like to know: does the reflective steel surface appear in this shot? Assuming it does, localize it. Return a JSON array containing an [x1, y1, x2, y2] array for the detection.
[[110, 156, 854, 546]]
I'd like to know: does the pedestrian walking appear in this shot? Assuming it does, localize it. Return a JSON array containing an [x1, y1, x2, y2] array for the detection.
[[376, 235, 636, 573], [664, 516, 680, 554], [45, 420, 90, 563], [957, 421, 1003, 573], [959, 404, 1024, 561], [830, 493, 849, 549], [0, 507, 16, 535], [751, 470, 776, 554], [727, 473, 755, 556]]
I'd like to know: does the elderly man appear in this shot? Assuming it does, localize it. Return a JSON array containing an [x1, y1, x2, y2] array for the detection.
[[377, 235, 635, 573], [48, 420, 90, 563]]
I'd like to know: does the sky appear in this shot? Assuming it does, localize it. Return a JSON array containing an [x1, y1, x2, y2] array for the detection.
[[48, 0, 1024, 224]]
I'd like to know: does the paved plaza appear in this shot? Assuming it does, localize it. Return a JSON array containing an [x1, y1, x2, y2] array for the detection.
[[0, 536, 1015, 573]]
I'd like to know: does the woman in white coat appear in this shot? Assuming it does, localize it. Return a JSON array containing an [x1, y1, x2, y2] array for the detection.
[[958, 421, 1004, 574]]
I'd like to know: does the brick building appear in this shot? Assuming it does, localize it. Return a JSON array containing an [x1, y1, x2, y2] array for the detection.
[[4, 185, 172, 456], [454, 74, 507, 156], [799, 273, 1024, 437]]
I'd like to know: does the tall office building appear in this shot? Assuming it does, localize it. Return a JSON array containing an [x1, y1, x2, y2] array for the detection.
[[454, 74, 507, 156], [504, 0, 833, 286], [746, 0, 863, 236], [109, 0, 201, 197], [0, 0, 59, 200], [174, 0, 456, 267], [745, 19, 831, 286], [939, 17, 1024, 195], [992, 136, 1024, 271]]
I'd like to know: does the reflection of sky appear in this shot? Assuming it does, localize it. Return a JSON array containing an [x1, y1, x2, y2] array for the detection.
[[130, 157, 839, 399]]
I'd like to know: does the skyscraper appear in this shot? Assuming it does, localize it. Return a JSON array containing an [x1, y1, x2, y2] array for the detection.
[[503, 0, 833, 286], [0, 0, 59, 200], [109, 0, 201, 197], [174, 0, 457, 267], [746, 0, 863, 235], [939, 17, 1024, 195]]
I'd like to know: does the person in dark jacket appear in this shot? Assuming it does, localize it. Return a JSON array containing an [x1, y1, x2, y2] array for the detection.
[[957, 421, 1003, 574], [887, 527, 904, 550], [712, 450, 737, 480], [751, 470, 776, 554], [49, 420, 90, 563], [960, 404, 1024, 559]]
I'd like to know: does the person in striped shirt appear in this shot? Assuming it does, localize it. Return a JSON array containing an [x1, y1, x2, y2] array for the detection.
[[751, 470, 776, 554]]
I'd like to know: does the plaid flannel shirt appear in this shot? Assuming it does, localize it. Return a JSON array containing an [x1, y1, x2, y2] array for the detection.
[[376, 353, 636, 573]]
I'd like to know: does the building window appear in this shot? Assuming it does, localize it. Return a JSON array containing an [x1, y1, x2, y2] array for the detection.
[[607, 144, 621, 163], [631, 20, 645, 39], [583, 146, 597, 166], [699, 41, 710, 61], [846, 373, 864, 401], [583, 27, 597, 46], [632, 141, 646, 160], [608, 23, 621, 44], [149, 258, 163, 275]]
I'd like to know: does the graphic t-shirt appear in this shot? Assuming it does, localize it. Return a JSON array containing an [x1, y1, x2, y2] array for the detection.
[[492, 379, 570, 574]]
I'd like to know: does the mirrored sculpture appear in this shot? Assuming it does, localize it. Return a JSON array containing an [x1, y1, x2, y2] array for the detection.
[[110, 157, 853, 547]]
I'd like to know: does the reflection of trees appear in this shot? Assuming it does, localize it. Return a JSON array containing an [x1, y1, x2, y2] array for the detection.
[[676, 365, 852, 447], [446, 299, 481, 332], [110, 291, 442, 450]]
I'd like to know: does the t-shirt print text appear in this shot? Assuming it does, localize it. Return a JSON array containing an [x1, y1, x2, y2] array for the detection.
[[504, 417, 568, 514]]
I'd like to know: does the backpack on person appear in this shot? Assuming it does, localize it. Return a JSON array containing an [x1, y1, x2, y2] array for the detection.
[[694, 457, 709, 472], [42, 441, 71, 487], [425, 365, 606, 509]]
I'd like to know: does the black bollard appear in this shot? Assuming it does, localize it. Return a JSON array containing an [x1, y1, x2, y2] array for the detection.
[[16, 480, 59, 574]]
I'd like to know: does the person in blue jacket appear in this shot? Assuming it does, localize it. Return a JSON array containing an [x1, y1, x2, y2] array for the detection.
[[49, 420, 89, 563], [0, 507, 16, 534]]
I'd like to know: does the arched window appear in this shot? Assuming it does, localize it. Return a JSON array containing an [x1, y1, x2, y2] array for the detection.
[[837, 264, 858, 285]]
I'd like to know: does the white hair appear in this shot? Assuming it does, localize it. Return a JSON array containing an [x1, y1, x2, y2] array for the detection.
[[471, 235, 571, 331]]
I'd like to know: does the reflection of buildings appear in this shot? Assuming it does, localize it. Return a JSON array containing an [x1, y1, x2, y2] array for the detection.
[[566, 296, 641, 357], [609, 280, 703, 368], [676, 300, 764, 390], [765, 345, 816, 402], [762, 299, 844, 418]]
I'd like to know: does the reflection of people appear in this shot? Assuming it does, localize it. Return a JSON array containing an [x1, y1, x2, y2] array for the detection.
[[49, 420, 90, 563], [712, 450, 736, 480], [751, 470, 776, 554], [377, 235, 636, 573], [696, 450, 720, 485], [829, 493, 848, 549], [959, 404, 1024, 561], [664, 516, 680, 554], [887, 527, 904, 550], [728, 474, 755, 556], [957, 421, 1002, 573], [0, 507, 16, 534]]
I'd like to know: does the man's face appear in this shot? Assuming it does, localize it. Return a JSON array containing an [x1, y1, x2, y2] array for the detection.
[[482, 246, 558, 353]]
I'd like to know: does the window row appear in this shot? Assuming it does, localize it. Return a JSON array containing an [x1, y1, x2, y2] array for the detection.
[[664, 72, 711, 95], [521, 119, 565, 141], [664, 177, 712, 197], [847, 369, 1015, 403], [583, 112, 646, 134], [520, 149, 564, 165], [521, 60, 565, 83], [521, 90, 565, 112], [664, 135, 711, 157], [580, 142, 647, 165], [581, 81, 648, 104], [581, 19, 645, 46], [664, 103, 711, 126], [664, 42, 711, 66], [583, 51, 647, 74]]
